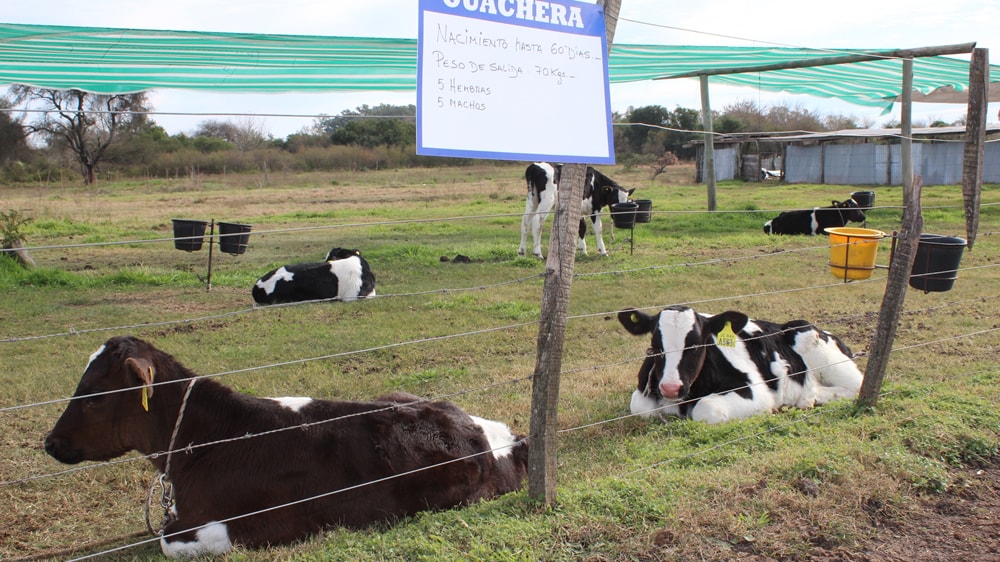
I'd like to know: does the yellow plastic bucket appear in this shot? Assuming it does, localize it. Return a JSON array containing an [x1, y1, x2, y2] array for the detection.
[[826, 227, 886, 280]]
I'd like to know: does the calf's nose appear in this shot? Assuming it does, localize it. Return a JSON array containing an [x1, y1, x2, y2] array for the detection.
[[659, 382, 683, 399], [44, 434, 80, 464]]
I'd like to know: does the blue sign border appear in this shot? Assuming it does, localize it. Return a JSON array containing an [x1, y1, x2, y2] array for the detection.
[[417, 0, 615, 165]]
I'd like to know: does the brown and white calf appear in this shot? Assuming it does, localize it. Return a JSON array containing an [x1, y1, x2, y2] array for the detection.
[[45, 336, 528, 557], [618, 306, 863, 424], [519, 162, 634, 259]]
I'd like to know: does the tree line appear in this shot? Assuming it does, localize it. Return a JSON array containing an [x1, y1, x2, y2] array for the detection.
[[0, 86, 960, 185]]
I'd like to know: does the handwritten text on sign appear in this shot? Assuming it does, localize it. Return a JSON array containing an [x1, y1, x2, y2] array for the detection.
[[417, 0, 614, 164]]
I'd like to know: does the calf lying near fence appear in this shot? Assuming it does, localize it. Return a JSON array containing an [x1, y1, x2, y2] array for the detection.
[[252, 247, 376, 304], [618, 306, 863, 424], [763, 198, 866, 235], [45, 336, 529, 557]]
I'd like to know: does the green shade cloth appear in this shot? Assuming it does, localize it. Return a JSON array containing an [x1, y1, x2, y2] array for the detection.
[[1, 23, 996, 111]]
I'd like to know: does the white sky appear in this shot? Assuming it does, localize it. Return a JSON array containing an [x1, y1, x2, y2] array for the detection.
[[4, 0, 998, 138]]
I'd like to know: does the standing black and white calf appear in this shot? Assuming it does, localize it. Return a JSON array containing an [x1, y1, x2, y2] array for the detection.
[[252, 247, 375, 305], [763, 198, 866, 235], [618, 306, 863, 424], [519, 163, 634, 259]]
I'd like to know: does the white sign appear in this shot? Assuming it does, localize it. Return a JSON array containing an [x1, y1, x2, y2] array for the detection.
[[417, 0, 614, 164]]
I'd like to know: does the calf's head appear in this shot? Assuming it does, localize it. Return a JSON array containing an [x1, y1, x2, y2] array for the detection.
[[325, 247, 363, 261], [835, 199, 866, 224], [588, 169, 635, 206], [618, 306, 750, 401], [45, 336, 164, 465]]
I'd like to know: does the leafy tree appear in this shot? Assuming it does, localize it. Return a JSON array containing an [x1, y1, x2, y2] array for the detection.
[[620, 105, 701, 160], [0, 97, 29, 164], [318, 104, 416, 148], [623, 105, 672, 153]]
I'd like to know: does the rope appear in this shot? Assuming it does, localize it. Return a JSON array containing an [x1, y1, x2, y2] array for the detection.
[[144, 378, 196, 536]]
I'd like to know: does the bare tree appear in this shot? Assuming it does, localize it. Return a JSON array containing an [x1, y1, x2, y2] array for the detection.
[[195, 116, 265, 151], [9, 86, 150, 184]]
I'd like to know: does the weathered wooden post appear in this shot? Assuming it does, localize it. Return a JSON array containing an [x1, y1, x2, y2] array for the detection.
[[961, 48, 988, 250], [528, 0, 621, 504], [527, 162, 586, 503], [700, 74, 717, 211], [856, 58, 922, 408]]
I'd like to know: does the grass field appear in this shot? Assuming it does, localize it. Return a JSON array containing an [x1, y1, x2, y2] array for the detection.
[[1, 162, 998, 560]]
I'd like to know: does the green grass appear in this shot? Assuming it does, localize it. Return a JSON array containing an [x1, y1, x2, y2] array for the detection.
[[1, 163, 998, 560]]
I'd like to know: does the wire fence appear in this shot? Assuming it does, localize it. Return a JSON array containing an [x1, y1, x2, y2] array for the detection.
[[1, 190, 997, 560]]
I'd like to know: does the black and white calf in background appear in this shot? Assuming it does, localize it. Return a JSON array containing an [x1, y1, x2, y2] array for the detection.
[[763, 198, 866, 235], [617, 305, 863, 424], [518, 162, 635, 259], [252, 247, 376, 305]]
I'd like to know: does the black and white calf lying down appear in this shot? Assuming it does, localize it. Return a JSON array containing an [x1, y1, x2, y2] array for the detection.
[[618, 306, 863, 424], [763, 198, 866, 235], [252, 247, 376, 305], [519, 162, 635, 259], [45, 336, 529, 557]]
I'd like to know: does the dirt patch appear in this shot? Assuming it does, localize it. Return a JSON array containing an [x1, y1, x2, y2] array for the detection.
[[810, 464, 1000, 561]]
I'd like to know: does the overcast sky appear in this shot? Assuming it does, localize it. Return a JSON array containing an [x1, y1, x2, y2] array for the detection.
[[4, 0, 998, 138]]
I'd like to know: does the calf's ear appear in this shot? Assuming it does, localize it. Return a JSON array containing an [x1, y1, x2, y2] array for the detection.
[[707, 311, 750, 335], [125, 357, 155, 408], [618, 308, 655, 335]]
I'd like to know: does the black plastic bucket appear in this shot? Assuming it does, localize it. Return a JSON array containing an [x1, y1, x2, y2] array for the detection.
[[851, 190, 875, 209], [610, 202, 639, 229], [218, 222, 252, 255], [171, 219, 207, 252], [633, 199, 653, 223], [909, 234, 966, 293]]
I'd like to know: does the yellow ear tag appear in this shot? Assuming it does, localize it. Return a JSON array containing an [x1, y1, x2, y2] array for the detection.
[[630, 312, 639, 323], [717, 321, 738, 348], [141, 366, 153, 412]]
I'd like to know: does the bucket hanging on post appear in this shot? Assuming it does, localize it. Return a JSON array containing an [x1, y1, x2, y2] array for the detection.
[[171, 219, 207, 252], [610, 201, 639, 229], [909, 234, 966, 293], [217, 222, 252, 255], [826, 227, 886, 281], [850, 190, 875, 209], [633, 199, 653, 223]]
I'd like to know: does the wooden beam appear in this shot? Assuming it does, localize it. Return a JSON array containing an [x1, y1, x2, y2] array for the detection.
[[657, 43, 976, 80]]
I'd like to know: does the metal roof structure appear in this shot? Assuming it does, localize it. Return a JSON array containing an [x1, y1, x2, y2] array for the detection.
[[1, 23, 997, 113], [694, 124, 1000, 145]]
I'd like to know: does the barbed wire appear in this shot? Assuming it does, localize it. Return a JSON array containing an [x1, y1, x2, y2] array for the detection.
[[4, 289, 995, 488], [17, 324, 996, 560]]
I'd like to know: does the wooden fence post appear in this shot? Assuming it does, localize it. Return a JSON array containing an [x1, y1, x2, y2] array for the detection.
[[527, 163, 586, 503], [527, 0, 621, 504], [962, 48, 988, 250], [857, 58, 923, 408]]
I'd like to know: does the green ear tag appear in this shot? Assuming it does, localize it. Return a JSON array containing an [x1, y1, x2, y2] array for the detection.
[[717, 321, 738, 348]]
